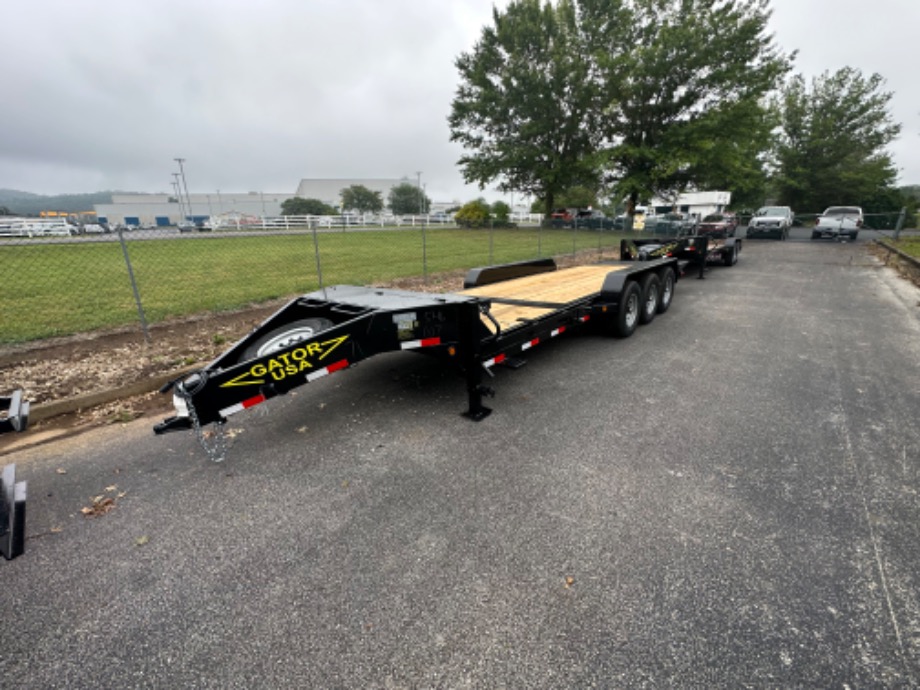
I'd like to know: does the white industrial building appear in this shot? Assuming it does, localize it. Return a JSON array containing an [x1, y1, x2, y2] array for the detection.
[[92, 177, 457, 226], [94, 192, 290, 227]]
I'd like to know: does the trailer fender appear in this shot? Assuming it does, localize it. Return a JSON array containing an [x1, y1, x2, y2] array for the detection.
[[600, 270, 631, 302]]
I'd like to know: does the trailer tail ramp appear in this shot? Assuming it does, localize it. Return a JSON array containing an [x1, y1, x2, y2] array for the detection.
[[154, 257, 680, 442]]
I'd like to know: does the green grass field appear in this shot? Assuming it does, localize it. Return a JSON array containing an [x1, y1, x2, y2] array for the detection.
[[890, 236, 920, 258], [0, 227, 627, 344]]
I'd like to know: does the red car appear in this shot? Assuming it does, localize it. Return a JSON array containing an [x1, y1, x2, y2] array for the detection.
[[696, 212, 738, 237]]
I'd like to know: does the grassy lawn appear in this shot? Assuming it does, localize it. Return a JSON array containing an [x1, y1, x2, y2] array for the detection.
[[889, 235, 920, 259], [1, 227, 627, 344]]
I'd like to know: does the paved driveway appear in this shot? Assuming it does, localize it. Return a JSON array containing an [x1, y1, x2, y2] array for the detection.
[[3, 237, 919, 687]]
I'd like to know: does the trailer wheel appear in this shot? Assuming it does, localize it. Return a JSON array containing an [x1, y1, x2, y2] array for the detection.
[[639, 274, 660, 325], [611, 280, 642, 338], [243, 318, 335, 360], [723, 243, 738, 267], [657, 268, 675, 314]]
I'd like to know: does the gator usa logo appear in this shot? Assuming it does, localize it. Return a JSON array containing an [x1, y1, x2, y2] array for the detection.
[[221, 335, 349, 387]]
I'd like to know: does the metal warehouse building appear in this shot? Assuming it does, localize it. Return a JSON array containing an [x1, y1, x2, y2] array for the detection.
[[93, 178, 428, 227]]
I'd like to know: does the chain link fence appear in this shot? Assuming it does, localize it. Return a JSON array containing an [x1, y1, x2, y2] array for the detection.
[[0, 217, 626, 345]]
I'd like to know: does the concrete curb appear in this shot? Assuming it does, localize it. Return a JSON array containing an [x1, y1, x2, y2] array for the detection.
[[875, 238, 920, 269], [28, 366, 198, 423]]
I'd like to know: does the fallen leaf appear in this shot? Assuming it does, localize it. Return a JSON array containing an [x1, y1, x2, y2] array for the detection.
[[564, 576, 575, 588], [135, 535, 149, 547], [105, 485, 118, 492], [56, 468, 67, 475]]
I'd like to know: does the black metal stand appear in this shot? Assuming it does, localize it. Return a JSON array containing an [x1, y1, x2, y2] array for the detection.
[[0, 390, 30, 434], [1, 464, 26, 560]]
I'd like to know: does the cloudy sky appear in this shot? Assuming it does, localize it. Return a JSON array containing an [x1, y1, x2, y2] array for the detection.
[[3, 0, 918, 203]]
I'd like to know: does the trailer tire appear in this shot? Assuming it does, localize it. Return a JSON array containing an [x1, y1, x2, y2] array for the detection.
[[243, 318, 335, 360], [639, 274, 660, 325], [657, 268, 675, 314], [611, 280, 642, 338]]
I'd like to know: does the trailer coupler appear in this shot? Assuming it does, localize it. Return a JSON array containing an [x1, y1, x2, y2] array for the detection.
[[153, 416, 194, 434], [1, 464, 27, 560]]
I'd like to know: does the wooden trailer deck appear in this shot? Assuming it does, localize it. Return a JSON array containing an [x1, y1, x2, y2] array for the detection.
[[462, 264, 630, 332]]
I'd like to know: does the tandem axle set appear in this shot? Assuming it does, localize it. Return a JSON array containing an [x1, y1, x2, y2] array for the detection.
[[153, 256, 683, 445]]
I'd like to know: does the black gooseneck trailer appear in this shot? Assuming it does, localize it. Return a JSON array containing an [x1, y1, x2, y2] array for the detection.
[[154, 256, 682, 439]]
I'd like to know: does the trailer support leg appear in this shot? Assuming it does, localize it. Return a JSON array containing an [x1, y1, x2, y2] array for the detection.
[[460, 303, 493, 421], [1, 464, 27, 560]]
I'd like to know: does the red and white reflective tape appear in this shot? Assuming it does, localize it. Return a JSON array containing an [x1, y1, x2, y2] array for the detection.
[[550, 326, 566, 338], [220, 393, 267, 418], [306, 358, 350, 382], [521, 337, 540, 352], [483, 353, 507, 368], [400, 337, 442, 350], [579, 315, 591, 323]]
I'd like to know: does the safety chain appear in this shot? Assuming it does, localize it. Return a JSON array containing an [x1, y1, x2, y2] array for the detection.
[[176, 383, 228, 463]]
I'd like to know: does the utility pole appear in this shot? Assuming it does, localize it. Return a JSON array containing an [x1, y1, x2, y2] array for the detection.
[[175, 157, 193, 221], [172, 176, 186, 222]]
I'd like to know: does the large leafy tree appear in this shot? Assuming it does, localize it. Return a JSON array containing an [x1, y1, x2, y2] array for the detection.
[[340, 185, 383, 214], [449, 0, 603, 215], [388, 183, 430, 215], [281, 197, 336, 215], [451, 0, 789, 218], [582, 0, 790, 213], [771, 68, 901, 213]]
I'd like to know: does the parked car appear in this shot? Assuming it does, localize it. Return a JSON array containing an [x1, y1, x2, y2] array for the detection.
[[811, 206, 863, 241], [647, 212, 696, 237], [747, 206, 793, 240], [696, 212, 738, 238]]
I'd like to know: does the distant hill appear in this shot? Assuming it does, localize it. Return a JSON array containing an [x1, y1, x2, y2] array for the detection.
[[0, 189, 136, 216]]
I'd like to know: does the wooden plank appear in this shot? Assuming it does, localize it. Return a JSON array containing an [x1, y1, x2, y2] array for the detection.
[[462, 264, 628, 332]]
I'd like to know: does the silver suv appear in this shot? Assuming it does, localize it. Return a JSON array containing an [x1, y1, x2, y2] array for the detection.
[[747, 206, 793, 240]]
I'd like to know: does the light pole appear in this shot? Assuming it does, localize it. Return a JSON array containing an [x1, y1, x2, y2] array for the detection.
[[172, 175, 185, 222], [416, 171, 423, 216], [175, 157, 192, 221]]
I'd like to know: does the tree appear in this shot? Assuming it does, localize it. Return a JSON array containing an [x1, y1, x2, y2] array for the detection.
[[583, 0, 791, 214], [0, 205, 10, 216], [491, 200, 511, 223], [553, 185, 598, 210], [450, 0, 790, 218], [340, 185, 383, 214], [281, 197, 336, 215], [455, 199, 492, 227], [449, 0, 603, 216], [388, 183, 430, 215], [771, 68, 901, 212]]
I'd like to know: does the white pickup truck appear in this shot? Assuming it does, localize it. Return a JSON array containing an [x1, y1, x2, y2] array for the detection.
[[812, 206, 863, 241]]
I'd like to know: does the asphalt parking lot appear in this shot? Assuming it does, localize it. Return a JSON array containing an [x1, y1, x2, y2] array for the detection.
[[2, 233, 919, 687]]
